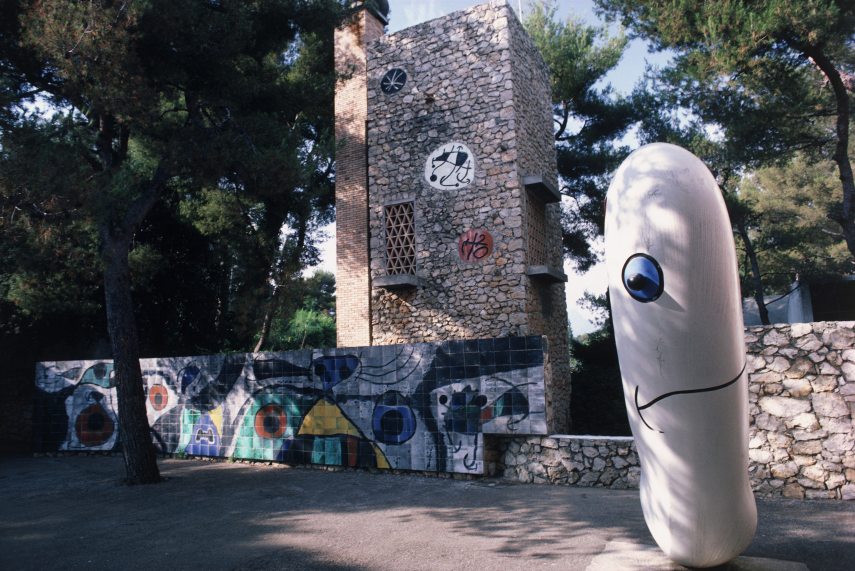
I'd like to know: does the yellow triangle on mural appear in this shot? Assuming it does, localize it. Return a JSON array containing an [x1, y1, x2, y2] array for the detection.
[[208, 405, 224, 435], [373, 444, 390, 469], [298, 399, 363, 438]]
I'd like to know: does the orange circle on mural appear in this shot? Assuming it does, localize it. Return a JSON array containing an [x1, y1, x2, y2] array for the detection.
[[255, 404, 287, 438], [458, 229, 493, 262], [148, 384, 169, 411]]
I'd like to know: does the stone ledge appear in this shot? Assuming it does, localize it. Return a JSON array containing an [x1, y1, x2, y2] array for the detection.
[[523, 175, 560, 203], [526, 265, 567, 283], [550, 434, 634, 442], [373, 274, 421, 289]]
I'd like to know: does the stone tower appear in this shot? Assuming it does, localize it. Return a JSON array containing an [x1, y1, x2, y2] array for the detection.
[[335, 0, 571, 432]]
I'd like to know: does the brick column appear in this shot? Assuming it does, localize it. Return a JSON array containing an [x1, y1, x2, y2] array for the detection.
[[334, 9, 385, 347]]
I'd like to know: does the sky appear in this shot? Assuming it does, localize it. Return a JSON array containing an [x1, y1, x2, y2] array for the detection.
[[311, 0, 671, 336]]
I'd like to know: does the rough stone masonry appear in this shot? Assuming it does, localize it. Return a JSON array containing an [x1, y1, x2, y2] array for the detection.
[[497, 322, 855, 500]]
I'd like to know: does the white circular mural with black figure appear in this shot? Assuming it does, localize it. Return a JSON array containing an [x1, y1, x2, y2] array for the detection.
[[424, 142, 475, 189]]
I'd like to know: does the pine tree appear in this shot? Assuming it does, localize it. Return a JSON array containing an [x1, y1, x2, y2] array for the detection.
[[597, 0, 855, 260], [524, 0, 635, 271], [1, 0, 342, 483]]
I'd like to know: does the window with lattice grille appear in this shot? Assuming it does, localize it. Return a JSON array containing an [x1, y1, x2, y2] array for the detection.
[[384, 202, 416, 275], [527, 199, 548, 266]]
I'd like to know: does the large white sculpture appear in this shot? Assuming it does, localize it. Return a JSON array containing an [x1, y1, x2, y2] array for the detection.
[[605, 143, 757, 567]]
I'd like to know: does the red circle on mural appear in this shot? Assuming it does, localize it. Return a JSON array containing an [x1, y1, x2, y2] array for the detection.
[[75, 404, 115, 446], [255, 404, 287, 438], [148, 384, 169, 411], [458, 229, 493, 262]]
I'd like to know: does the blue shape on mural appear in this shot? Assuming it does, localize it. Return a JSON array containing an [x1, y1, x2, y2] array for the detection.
[[179, 364, 201, 392], [445, 389, 486, 434], [182, 411, 222, 456], [312, 355, 359, 391], [372, 391, 416, 444]]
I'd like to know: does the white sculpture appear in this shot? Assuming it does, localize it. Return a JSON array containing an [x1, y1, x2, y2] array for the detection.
[[605, 143, 757, 567]]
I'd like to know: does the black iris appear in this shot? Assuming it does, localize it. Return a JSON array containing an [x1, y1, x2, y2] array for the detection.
[[87, 411, 105, 431], [380, 410, 404, 434], [263, 414, 280, 435], [622, 253, 664, 303]]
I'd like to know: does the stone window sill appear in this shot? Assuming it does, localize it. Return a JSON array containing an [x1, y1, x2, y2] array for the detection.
[[523, 175, 561, 204], [526, 266, 567, 283], [374, 274, 421, 289]]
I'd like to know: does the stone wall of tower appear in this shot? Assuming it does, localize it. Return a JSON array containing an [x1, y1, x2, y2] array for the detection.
[[334, 10, 386, 347], [366, 2, 526, 346], [508, 10, 572, 431], [363, 1, 571, 431]]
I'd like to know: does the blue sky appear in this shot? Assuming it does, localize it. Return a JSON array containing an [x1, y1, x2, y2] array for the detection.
[[390, 0, 669, 97], [315, 1, 670, 336]]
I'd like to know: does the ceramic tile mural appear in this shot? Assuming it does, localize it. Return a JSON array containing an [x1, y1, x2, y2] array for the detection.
[[33, 337, 547, 474]]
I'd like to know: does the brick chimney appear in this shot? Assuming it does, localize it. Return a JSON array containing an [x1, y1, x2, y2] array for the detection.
[[334, 4, 386, 347]]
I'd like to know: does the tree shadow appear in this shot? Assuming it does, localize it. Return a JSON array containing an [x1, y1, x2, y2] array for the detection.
[[2, 456, 853, 570]]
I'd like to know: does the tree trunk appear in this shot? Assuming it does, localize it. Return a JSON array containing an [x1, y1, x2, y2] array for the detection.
[[253, 214, 310, 352], [736, 221, 770, 325], [98, 164, 166, 485], [799, 43, 855, 259], [253, 284, 281, 353], [102, 231, 161, 484]]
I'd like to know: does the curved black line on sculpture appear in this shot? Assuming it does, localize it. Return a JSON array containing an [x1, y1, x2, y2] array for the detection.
[[634, 361, 747, 434]]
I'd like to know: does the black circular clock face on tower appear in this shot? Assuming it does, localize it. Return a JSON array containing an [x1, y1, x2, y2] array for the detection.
[[380, 68, 407, 94]]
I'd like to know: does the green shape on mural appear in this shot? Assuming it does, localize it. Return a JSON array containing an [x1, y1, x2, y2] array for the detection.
[[310, 436, 342, 466], [80, 363, 115, 388], [232, 393, 303, 461], [177, 408, 223, 456]]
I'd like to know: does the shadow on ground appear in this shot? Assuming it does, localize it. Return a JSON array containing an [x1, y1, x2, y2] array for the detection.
[[0, 456, 852, 570]]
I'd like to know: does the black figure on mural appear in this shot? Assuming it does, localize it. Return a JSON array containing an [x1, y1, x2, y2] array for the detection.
[[458, 229, 493, 262], [427, 144, 474, 188]]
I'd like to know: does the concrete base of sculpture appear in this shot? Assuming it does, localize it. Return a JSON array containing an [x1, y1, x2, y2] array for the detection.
[[586, 541, 808, 571]]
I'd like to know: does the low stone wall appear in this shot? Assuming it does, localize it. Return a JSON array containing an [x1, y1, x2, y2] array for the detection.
[[498, 321, 855, 500], [498, 435, 639, 488], [746, 321, 854, 499]]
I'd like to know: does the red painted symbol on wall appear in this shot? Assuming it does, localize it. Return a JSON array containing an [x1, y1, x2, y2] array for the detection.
[[458, 229, 493, 262]]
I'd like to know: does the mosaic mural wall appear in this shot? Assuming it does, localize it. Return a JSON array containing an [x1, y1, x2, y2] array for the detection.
[[33, 337, 547, 474]]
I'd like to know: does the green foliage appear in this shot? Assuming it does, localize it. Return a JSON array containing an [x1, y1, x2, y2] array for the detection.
[[739, 155, 854, 291], [268, 307, 336, 351], [264, 271, 336, 351], [0, 117, 102, 324], [1, 0, 343, 353], [2, 0, 344, 473], [299, 270, 337, 315], [597, 0, 855, 258], [569, 326, 629, 436], [524, 0, 635, 271]]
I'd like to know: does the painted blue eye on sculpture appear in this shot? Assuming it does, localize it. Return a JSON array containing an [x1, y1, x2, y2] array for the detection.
[[605, 143, 757, 568], [622, 253, 664, 303]]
